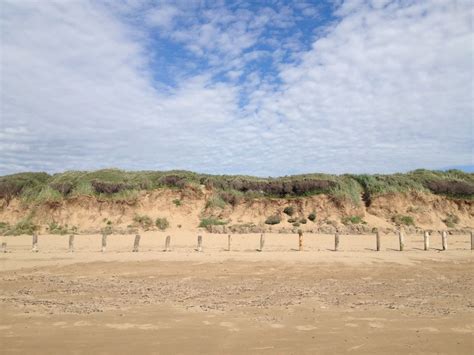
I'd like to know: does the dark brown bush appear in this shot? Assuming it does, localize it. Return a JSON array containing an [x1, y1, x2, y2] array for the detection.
[[219, 191, 241, 206], [91, 180, 132, 194], [159, 175, 186, 188], [426, 180, 474, 196], [49, 182, 73, 196]]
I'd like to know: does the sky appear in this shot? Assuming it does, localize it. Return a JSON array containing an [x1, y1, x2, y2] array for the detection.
[[0, 0, 473, 177]]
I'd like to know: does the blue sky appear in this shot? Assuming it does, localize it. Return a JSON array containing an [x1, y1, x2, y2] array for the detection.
[[1, 0, 473, 176]]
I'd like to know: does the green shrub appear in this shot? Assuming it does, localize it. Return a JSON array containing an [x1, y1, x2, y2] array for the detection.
[[4, 216, 39, 235], [308, 212, 316, 222], [205, 195, 226, 209], [0, 221, 11, 235], [133, 214, 153, 230], [299, 218, 307, 224], [155, 217, 170, 231], [391, 215, 415, 226], [199, 217, 228, 228], [342, 215, 365, 225], [47, 222, 73, 235], [288, 217, 297, 223], [292, 222, 300, 227], [265, 215, 281, 225], [172, 199, 182, 206], [443, 214, 459, 228], [283, 206, 295, 216]]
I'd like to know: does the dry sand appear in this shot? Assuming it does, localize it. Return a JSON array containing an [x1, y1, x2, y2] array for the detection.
[[1, 232, 473, 354]]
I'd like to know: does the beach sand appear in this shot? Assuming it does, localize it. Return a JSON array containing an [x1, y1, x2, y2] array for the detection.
[[1, 232, 473, 354]]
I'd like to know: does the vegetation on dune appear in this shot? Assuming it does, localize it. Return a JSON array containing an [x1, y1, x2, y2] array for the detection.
[[308, 212, 317, 222], [0, 169, 473, 207], [443, 214, 459, 228], [341, 216, 366, 225], [133, 214, 153, 230], [47, 222, 77, 235], [1, 214, 39, 235], [283, 206, 295, 216], [199, 217, 228, 228], [265, 215, 281, 225], [155, 217, 170, 231], [391, 215, 415, 227]]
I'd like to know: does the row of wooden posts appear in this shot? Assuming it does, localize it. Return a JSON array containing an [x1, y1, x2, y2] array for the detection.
[[1, 231, 473, 253]]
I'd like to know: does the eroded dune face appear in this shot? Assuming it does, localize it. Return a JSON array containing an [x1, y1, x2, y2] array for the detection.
[[0, 186, 472, 234]]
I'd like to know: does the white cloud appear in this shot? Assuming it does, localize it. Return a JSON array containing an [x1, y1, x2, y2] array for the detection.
[[0, 0, 472, 176]]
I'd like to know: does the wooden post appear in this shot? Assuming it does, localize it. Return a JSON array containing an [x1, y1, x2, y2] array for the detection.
[[298, 230, 303, 251], [101, 233, 107, 253], [471, 231, 473, 251], [227, 234, 231, 251], [334, 233, 339, 251], [32, 234, 38, 252], [398, 231, 404, 251], [2, 242, 6, 253], [68, 235, 75, 252], [376, 231, 380, 251], [133, 234, 140, 252], [197, 235, 202, 252], [259, 233, 265, 252], [423, 231, 429, 251], [441, 231, 447, 251], [165, 235, 171, 252]]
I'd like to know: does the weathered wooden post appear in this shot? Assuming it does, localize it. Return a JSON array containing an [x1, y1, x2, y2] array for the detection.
[[376, 231, 381, 251], [227, 234, 232, 251], [197, 235, 202, 252], [423, 231, 430, 251], [101, 233, 107, 253], [2, 242, 6, 253], [68, 235, 75, 252], [398, 231, 405, 251], [133, 234, 140, 252], [334, 233, 339, 251], [298, 230, 303, 251], [165, 235, 171, 252], [259, 233, 265, 252], [32, 234, 38, 252], [441, 231, 447, 251], [471, 231, 473, 251]]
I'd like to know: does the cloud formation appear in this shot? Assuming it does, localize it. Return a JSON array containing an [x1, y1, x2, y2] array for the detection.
[[1, 0, 472, 176]]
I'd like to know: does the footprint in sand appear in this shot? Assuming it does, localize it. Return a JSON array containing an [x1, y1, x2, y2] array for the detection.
[[53, 322, 67, 327], [296, 325, 317, 331], [345, 323, 358, 328], [269, 324, 285, 329], [368, 322, 384, 328], [219, 322, 240, 332]]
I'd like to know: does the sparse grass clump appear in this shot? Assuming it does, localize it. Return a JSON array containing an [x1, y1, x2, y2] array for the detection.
[[205, 194, 226, 209], [308, 212, 316, 222], [47, 222, 77, 235], [299, 218, 307, 224], [3, 215, 39, 235], [199, 217, 228, 228], [283, 206, 295, 216], [265, 215, 281, 225], [443, 214, 459, 228], [392, 215, 415, 226], [133, 214, 153, 230], [155, 217, 170, 231], [342, 215, 365, 225], [172, 199, 182, 206]]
